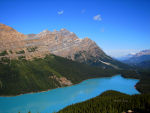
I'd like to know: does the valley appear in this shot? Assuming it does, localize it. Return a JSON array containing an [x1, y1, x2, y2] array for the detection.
[[0, 23, 149, 113], [1, 0, 150, 113], [0, 75, 140, 113], [0, 23, 139, 96]]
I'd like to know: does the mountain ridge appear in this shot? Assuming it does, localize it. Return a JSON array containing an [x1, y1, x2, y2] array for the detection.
[[120, 49, 150, 65], [0, 23, 128, 69], [0, 23, 145, 96]]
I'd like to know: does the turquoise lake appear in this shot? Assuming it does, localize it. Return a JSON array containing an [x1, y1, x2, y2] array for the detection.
[[0, 75, 140, 113]]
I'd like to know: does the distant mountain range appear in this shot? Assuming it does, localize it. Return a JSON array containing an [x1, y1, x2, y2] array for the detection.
[[117, 49, 150, 69], [116, 54, 135, 61]]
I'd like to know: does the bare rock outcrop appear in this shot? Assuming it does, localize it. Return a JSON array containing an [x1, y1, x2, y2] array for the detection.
[[50, 75, 72, 86], [0, 23, 122, 69]]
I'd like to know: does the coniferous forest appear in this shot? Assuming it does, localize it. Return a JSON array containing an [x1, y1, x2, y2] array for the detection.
[[17, 90, 150, 113], [0, 54, 138, 96], [57, 90, 150, 113]]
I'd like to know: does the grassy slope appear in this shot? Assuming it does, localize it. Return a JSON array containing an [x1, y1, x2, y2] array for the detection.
[[0, 54, 120, 96], [58, 90, 150, 113]]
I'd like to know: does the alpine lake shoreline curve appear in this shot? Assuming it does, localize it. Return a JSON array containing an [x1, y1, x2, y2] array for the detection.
[[0, 75, 140, 113]]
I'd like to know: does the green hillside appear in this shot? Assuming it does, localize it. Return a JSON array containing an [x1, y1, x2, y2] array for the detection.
[[0, 54, 149, 96], [0, 54, 120, 96], [58, 90, 150, 113]]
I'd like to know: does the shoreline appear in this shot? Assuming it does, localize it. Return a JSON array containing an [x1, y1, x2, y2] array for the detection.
[[0, 74, 140, 97]]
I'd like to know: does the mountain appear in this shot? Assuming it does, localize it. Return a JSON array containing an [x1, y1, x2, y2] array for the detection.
[[116, 53, 135, 61], [0, 23, 135, 96], [120, 50, 150, 68], [0, 54, 122, 96], [119, 49, 150, 94], [0, 23, 26, 51], [136, 60, 150, 69], [0, 23, 128, 69]]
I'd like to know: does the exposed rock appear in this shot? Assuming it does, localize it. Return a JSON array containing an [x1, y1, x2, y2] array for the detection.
[[49, 75, 72, 86], [0, 23, 105, 61], [0, 23, 125, 69]]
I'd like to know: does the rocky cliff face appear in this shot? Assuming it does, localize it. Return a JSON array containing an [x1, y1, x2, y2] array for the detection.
[[0, 23, 26, 50], [0, 23, 126, 69], [0, 23, 50, 60]]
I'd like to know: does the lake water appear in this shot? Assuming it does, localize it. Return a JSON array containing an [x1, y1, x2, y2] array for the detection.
[[0, 75, 140, 113]]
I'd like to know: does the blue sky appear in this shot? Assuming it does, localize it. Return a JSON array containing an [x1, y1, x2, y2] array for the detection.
[[0, 0, 150, 57]]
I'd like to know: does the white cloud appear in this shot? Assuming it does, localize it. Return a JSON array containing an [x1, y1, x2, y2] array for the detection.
[[57, 10, 64, 15], [105, 49, 140, 58], [93, 14, 102, 21]]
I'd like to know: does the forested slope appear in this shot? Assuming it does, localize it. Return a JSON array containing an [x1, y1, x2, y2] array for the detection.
[[0, 54, 120, 96], [58, 90, 150, 113]]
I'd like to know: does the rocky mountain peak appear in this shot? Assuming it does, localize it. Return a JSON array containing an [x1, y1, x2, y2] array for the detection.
[[0, 23, 16, 32], [60, 28, 69, 32], [0, 23, 26, 51], [39, 29, 51, 35], [53, 29, 57, 33], [58, 28, 75, 36], [59, 28, 71, 33], [82, 37, 93, 42], [0, 23, 127, 69]]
